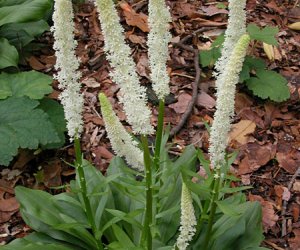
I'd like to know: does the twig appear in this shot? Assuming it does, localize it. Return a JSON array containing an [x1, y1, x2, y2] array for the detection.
[[281, 166, 300, 237], [168, 27, 215, 137], [263, 240, 285, 250]]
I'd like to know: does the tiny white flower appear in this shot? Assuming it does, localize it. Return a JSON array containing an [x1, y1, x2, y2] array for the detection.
[[147, 0, 172, 100], [175, 182, 197, 250], [51, 0, 83, 140], [214, 0, 247, 88], [99, 93, 144, 171], [94, 0, 153, 135], [209, 34, 250, 168]]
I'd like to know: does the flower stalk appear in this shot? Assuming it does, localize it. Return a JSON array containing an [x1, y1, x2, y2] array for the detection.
[[175, 182, 197, 250], [209, 34, 250, 169], [214, 0, 247, 86], [74, 137, 102, 250], [147, 0, 172, 100], [140, 135, 153, 250], [94, 0, 153, 135], [52, 0, 84, 140], [99, 93, 144, 171]]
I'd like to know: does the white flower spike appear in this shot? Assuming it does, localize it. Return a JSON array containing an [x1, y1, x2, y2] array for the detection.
[[147, 0, 172, 100], [99, 93, 144, 171], [94, 0, 153, 135], [51, 0, 84, 140], [175, 182, 197, 250], [209, 34, 250, 168], [214, 0, 247, 88]]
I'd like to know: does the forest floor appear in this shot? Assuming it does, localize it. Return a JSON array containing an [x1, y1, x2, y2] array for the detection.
[[0, 0, 300, 249]]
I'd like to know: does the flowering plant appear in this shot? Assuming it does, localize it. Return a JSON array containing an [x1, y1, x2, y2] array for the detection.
[[3, 0, 268, 250]]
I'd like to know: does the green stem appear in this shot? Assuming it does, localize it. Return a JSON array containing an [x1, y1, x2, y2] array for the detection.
[[192, 175, 216, 243], [154, 99, 165, 170], [74, 137, 102, 250], [202, 171, 221, 250], [140, 135, 153, 250]]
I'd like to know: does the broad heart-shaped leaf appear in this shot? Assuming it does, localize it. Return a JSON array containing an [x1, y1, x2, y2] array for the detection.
[[240, 56, 266, 82], [0, 0, 52, 26], [0, 97, 60, 165], [245, 69, 290, 102], [247, 23, 279, 46], [0, 20, 49, 48], [38, 98, 66, 149], [0, 38, 19, 69], [0, 71, 52, 99]]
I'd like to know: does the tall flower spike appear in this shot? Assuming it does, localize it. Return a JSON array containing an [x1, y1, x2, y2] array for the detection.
[[175, 182, 197, 250], [147, 0, 172, 100], [214, 0, 247, 88], [51, 0, 84, 140], [94, 0, 153, 135], [99, 93, 144, 171], [209, 34, 250, 168]]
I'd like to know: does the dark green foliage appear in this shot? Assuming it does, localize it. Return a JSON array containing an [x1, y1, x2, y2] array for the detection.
[[0, 97, 60, 165]]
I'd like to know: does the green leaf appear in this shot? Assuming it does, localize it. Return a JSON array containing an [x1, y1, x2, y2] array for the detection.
[[15, 186, 99, 250], [199, 47, 221, 67], [220, 186, 252, 194], [0, 0, 52, 26], [245, 69, 290, 102], [0, 71, 52, 99], [0, 37, 19, 69], [239, 56, 266, 82], [0, 20, 49, 48], [38, 98, 66, 149], [0, 97, 59, 165], [247, 24, 279, 45], [111, 224, 136, 248], [216, 2, 227, 9], [2, 232, 82, 250], [209, 202, 264, 250]]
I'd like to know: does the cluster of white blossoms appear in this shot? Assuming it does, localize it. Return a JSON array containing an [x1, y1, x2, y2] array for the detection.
[[147, 0, 172, 100], [175, 182, 197, 250], [209, 34, 250, 168], [51, 0, 84, 140], [99, 93, 144, 171], [214, 0, 247, 88], [94, 0, 153, 135]]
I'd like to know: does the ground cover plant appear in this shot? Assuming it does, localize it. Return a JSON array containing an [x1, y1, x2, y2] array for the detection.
[[0, 0, 299, 249], [0, 0, 67, 166]]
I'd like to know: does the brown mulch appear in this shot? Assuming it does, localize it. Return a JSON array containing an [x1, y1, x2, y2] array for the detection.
[[1, 0, 300, 249]]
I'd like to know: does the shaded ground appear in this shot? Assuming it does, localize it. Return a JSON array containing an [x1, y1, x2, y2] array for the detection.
[[0, 0, 300, 249]]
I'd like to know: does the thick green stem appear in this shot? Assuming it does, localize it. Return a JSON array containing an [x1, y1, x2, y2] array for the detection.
[[140, 135, 153, 250], [202, 171, 221, 250], [154, 99, 165, 170], [74, 137, 102, 250]]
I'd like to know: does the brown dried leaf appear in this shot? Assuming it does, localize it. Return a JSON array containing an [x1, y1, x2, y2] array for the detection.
[[201, 5, 228, 16], [119, 2, 149, 32], [248, 193, 279, 232], [0, 196, 19, 223], [289, 229, 300, 250], [276, 144, 300, 174], [169, 93, 192, 114], [94, 146, 113, 160], [196, 92, 216, 109], [238, 142, 276, 175], [229, 120, 256, 145], [274, 185, 291, 209]]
